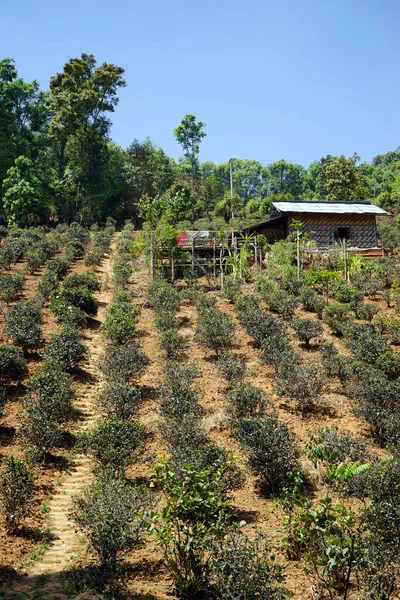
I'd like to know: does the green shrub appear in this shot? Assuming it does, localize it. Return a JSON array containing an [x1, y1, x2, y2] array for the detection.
[[79, 419, 146, 471], [84, 249, 103, 267], [147, 280, 180, 313], [320, 343, 353, 381], [63, 271, 100, 292], [300, 287, 325, 317], [5, 300, 42, 350], [46, 257, 69, 278], [113, 257, 133, 288], [292, 317, 323, 347], [236, 294, 286, 348], [195, 307, 235, 357], [65, 239, 85, 259], [155, 311, 179, 331], [268, 290, 298, 319], [228, 383, 269, 418], [0, 345, 27, 382], [160, 413, 207, 450], [99, 342, 148, 383], [160, 386, 199, 419], [216, 353, 246, 386], [103, 303, 137, 345], [0, 272, 25, 303], [25, 249, 45, 274], [0, 456, 35, 534], [334, 283, 363, 304], [164, 361, 199, 390], [97, 383, 141, 420], [50, 298, 87, 328], [356, 302, 379, 322], [344, 323, 388, 365], [19, 404, 63, 462], [70, 472, 149, 569], [276, 360, 325, 416], [160, 329, 185, 359], [206, 532, 289, 600], [233, 415, 300, 497], [38, 270, 59, 299], [322, 302, 353, 335], [44, 327, 87, 370], [51, 287, 98, 315], [223, 276, 242, 302], [27, 367, 75, 423]]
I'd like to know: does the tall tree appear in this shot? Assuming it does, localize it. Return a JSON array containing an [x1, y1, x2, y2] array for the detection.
[[314, 154, 367, 201], [48, 53, 126, 222], [2, 156, 46, 225]]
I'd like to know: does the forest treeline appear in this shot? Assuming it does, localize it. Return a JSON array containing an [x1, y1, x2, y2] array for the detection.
[[2, 52, 400, 229]]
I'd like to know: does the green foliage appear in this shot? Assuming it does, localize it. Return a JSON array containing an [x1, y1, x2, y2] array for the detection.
[[103, 302, 137, 345], [227, 383, 269, 418], [37, 269, 59, 299], [46, 257, 69, 278], [216, 353, 246, 386], [50, 298, 87, 328], [0, 345, 27, 382], [51, 287, 98, 315], [148, 459, 231, 599], [26, 367, 75, 423], [292, 317, 323, 347], [268, 289, 298, 319], [70, 471, 149, 567], [25, 248, 45, 274], [195, 306, 235, 357], [19, 403, 63, 462], [235, 294, 287, 348], [147, 279, 180, 313], [160, 329, 185, 359], [322, 301, 353, 335], [113, 257, 133, 288], [0, 456, 35, 534], [96, 383, 141, 420], [276, 360, 325, 416], [63, 271, 100, 292], [233, 416, 300, 497], [99, 342, 148, 383], [5, 300, 42, 350], [44, 327, 87, 370], [0, 272, 25, 303]]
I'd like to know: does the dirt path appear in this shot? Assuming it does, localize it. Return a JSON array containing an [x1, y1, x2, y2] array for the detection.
[[11, 237, 117, 598]]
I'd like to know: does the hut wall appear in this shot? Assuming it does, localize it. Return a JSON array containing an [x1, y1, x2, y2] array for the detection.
[[288, 213, 377, 247]]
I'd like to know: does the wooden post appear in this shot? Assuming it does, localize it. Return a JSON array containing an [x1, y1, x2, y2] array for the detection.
[[296, 229, 300, 279], [171, 255, 175, 284], [191, 235, 195, 273], [150, 230, 155, 280], [259, 249, 263, 271], [213, 239, 216, 278], [254, 238, 258, 264], [343, 239, 348, 284]]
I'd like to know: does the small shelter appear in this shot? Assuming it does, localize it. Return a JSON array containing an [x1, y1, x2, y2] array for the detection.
[[244, 201, 388, 251]]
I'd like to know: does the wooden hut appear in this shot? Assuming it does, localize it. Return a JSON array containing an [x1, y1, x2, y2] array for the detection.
[[244, 201, 388, 255]]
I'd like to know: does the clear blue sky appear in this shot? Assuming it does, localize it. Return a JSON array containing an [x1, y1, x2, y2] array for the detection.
[[1, 0, 399, 166]]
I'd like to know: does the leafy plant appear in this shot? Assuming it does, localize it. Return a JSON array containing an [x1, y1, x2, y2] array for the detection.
[[0, 345, 27, 382], [0, 272, 25, 303], [195, 306, 235, 357], [51, 287, 98, 315], [216, 353, 246, 386], [227, 383, 269, 418], [63, 271, 100, 292], [5, 300, 42, 350], [103, 302, 137, 345], [96, 383, 142, 420], [44, 327, 87, 370], [19, 404, 63, 462], [0, 456, 36, 534], [99, 342, 148, 383], [292, 317, 323, 347]]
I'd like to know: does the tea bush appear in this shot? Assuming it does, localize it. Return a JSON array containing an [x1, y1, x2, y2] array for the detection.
[[97, 383, 141, 420], [0, 272, 25, 303], [63, 271, 100, 292], [268, 290, 298, 320], [292, 317, 323, 347], [356, 301, 379, 322], [5, 300, 42, 350], [27, 367, 75, 423], [0, 345, 27, 382], [46, 257, 69, 278], [147, 280, 180, 313], [227, 383, 269, 418], [113, 257, 133, 288], [160, 413, 207, 450], [164, 361, 198, 390], [38, 269, 59, 299], [44, 327, 87, 370], [20, 404, 63, 462], [300, 287, 325, 318], [322, 302, 353, 335], [99, 342, 148, 383], [195, 307, 235, 356], [0, 456, 35, 534], [103, 303, 137, 345], [50, 298, 87, 328], [276, 360, 325, 416], [233, 415, 300, 496], [25, 248, 45, 274], [160, 329, 185, 359], [51, 287, 98, 315], [79, 419, 146, 472], [160, 386, 199, 419], [216, 353, 246, 386]]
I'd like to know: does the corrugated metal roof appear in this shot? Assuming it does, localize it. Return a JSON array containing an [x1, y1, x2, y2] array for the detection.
[[272, 202, 388, 215]]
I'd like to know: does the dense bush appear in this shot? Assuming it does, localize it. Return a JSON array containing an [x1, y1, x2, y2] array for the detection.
[[84, 249, 103, 267], [195, 306, 235, 357], [63, 271, 100, 292], [322, 302, 353, 335], [334, 283, 363, 305], [38, 269, 59, 299], [216, 353, 246, 386], [160, 329, 185, 359], [160, 412, 207, 450], [0, 456, 36, 534], [0, 345, 27, 382], [50, 298, 87, 328], [344, 323, 388, 365], [44, 327, 87, 370], [233, 415, 300, 496], [99, 342, 148, 383], [113, 257, 133, 288], [5, 300, 42, 350], [165, 361, 199, 390], [46, 257, 69, 278], [235, 294, 286, 348], [79, 419, 145, 471], [97, 383, 141, 420], [228, 383, 269, 418], [0, 272, 25, 303], [276, 360, 325, 416], [268, 289, 298, 319], [70, 472, 149, 569], [19, 404, 63, 462], [103, 303, 137, 345], [26, 367, 75, 423], [292, 317, 323, 347], [320, 342, 354, 382], [206, 532, 289, 600], [51, 287, 98, 315], [155, 310, 180, 331], [223, 276, 242, 303], [356, 301, 379, 322], [160, 385, 199, 419], [300, 287, 325, 317], [147, 279, 180, 313], [25, 248, 45, 274]]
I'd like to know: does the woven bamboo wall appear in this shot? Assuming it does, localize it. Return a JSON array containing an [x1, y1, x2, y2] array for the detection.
[[288, 213, 377, 247]]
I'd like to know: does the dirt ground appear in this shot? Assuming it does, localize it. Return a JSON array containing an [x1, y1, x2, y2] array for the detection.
[[1, 249, 396, 599]]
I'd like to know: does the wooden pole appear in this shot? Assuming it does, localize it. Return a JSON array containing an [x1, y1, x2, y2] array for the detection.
[[220, 244, 224, 290], [259, 249, 263, 271], [191, 235, 195, 273], [296, 229, 300, 279], [213, 239, 216, 278]]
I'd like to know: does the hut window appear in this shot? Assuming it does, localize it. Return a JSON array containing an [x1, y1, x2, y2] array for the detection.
[[334, 227, 350, 241]]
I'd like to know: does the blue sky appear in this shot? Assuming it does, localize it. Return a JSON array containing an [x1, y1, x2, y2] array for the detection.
[[1, 0, 399, 166]]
